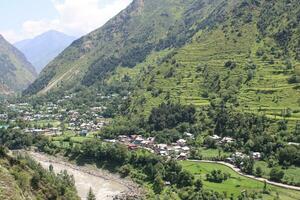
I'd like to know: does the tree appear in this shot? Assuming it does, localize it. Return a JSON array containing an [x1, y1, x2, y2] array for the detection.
[[206, 170, 229, 183], [49, 164, 54, 173], [153, 175, 164, 194], [194, 179, 203, 191], [241, 157, 254, 174], [87, 187, 96, 200], [270, 168, 284, 182], [177, 170, 194, 188], [255, 166, 263, 177], [263, 180, 269, 194]]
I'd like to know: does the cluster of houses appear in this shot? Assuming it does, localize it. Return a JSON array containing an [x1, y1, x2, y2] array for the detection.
[[105, 133, 193, 160], [209, 135, 235, 145], [67, 108, 110, 135], [226, 151, 262, 164], [5, 102, 110, 137]]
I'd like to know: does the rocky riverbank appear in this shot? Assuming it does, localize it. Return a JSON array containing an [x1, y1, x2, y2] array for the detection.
[[28, 151, 144, 200]]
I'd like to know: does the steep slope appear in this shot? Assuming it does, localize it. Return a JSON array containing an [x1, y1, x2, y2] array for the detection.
[[25, 0, 300, 124], [109, 0, 300, 123], [15, 30, 76, 73], [24, 0, 227, 95], [0, 150, 79, 200], [0, 35, 37, 95]]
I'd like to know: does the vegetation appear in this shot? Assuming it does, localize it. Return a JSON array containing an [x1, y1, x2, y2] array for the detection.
[[0, 147, 79, 200], [0, 35, 36, 94], [182, 161, 300, 200], [7, 0, 300, 199]]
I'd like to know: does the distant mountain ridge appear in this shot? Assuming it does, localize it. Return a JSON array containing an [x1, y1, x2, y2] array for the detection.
[[0, 34, 37, 95], [15, 30, 76, 73]]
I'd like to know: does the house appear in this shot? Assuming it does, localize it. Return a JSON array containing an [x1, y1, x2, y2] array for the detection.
[[251, 152, 262, 160], [105, 139, 117, 143], [229, 152, 248, 163], [118, 135, 129, 142], [156, 144, 168, 151], [159, 151, 168, 156], [184, 132, 194, 139], [220, 137, 234, 144], [181, 146, 190, 153], [80, 130, 88, 136], [132, 136, 144, 145], [177, 153, 188, 160], [33, 129, 46, 135], [209, 135, 221, 140], [147, 137, 155, 143], [127, 144, 138, 150], [177, 139, 187, 146]]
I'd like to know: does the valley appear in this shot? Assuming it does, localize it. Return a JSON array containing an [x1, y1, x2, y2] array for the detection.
[[1, 0, 300, 199]]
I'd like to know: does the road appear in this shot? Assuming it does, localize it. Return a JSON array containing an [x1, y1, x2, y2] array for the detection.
[[187, 159, 300, 191]]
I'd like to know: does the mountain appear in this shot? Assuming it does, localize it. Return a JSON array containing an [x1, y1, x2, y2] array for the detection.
[[25, 0, 300, 120], [0, 34, 37, 95], [14, 30, 76, 73]]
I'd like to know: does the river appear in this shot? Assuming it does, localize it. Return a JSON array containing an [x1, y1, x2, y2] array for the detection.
[[29, 152, 135, 200]]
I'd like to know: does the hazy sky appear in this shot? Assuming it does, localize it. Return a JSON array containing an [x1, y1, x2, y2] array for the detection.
[[0, 0, 132, 43]]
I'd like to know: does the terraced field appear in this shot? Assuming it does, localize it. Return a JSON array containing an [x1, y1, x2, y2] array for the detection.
[[108, 15, 300, 130]]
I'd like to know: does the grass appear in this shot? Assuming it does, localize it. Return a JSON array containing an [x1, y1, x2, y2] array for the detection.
[[197, 147, 231, 159], [105, 8, 300, 134], [0, 165, 23, 200], [51, 131, 95, 148], [181, 161, 300, 200], [255, 161, 300, 185]]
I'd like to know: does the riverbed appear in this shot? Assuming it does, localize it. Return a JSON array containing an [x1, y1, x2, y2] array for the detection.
[[29, 152, 137, 200]]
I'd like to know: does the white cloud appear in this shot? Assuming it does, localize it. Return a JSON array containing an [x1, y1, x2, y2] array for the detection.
[[1, 0, 132, 43]]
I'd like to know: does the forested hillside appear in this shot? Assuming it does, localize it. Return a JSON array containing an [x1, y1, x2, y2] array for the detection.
[[25, 0, 300, 123], [0, 35, 37, 95], [0, 148, 79, 200], [24, 0, 228, 95]]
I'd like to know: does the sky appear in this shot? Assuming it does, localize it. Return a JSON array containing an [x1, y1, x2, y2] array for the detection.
[[0, 0, 132, 43]]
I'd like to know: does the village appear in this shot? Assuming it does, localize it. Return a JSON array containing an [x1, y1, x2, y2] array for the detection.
[[0, 101, 266, 165], [2, 100, 297, 169]]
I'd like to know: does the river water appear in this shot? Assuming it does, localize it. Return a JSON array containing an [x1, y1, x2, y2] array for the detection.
[[30, 152, 130, 200]]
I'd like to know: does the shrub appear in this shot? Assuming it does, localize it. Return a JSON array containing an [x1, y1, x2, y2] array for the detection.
[[270, 168, 284, 182], [224, 61, 237, 69], [206, 170, 230, 183]]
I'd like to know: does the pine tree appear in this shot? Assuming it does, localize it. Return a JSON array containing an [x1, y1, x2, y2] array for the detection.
[[87, 187, 96, 200]]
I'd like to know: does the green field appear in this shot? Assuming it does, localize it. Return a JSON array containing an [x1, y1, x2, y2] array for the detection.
[[51, 131, 95, 148], [197, 147, 231, 159], [181, 161, 300, 200], [255, 161, 300, 185]]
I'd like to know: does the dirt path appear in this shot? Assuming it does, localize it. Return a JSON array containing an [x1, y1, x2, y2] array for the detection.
[[188, 159, 300, 191], [29, 152, 141, 200]]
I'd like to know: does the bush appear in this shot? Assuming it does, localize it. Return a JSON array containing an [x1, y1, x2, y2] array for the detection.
[[224, 61, 237, 69], [287, 75, 300, 84], [270, 168, 284, 182], [206, 170, 230, 183]]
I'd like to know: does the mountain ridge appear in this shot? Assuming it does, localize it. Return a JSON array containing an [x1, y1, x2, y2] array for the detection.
[[14, 30, 76, 73], [24, 0, 300, 123], [0, 35, 37, 95], [24, 0, 227, 95]]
